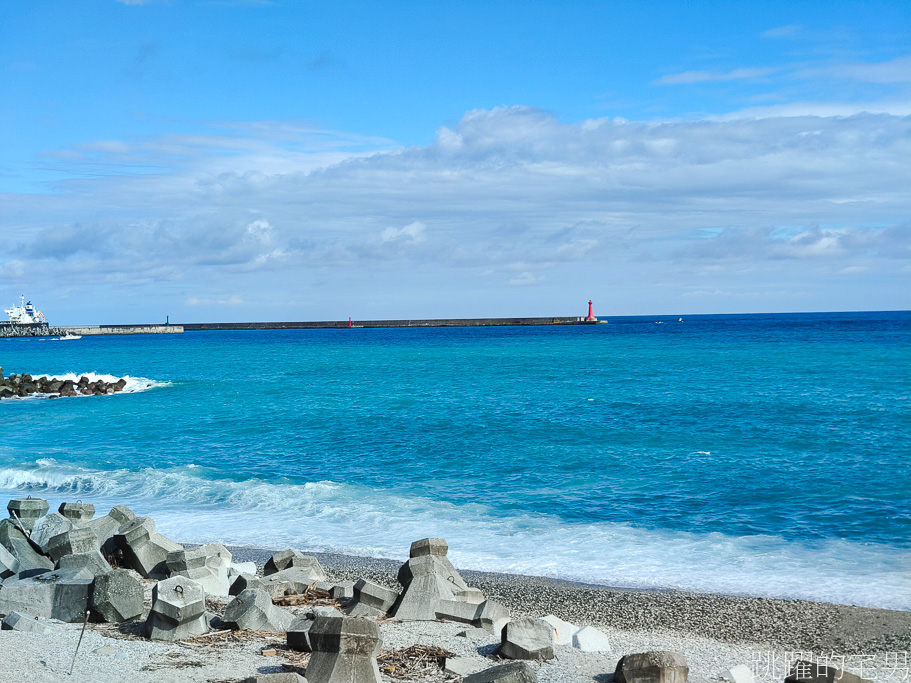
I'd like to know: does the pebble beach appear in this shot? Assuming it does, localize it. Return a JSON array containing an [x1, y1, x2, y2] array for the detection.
[[2, 542, 908, 683]]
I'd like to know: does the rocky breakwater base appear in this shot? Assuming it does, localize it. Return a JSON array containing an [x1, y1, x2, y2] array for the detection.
[[0, 498, 908, 683], [0, 368, 127, 400]]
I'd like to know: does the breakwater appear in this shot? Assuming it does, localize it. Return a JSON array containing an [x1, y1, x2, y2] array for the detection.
[[183, 316, 603, 331], [0, 323, 183, 338]]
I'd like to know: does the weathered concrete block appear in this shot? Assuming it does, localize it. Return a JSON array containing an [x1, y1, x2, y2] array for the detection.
[[230, 561, 257, 579], [500, 618, 555, 661], [263, 567, 322, 599], [453, 586, 486, 604], [351, 578, 399, 614], [31, 512, 74, 554], [394, 571, 456, 620], [92, 569, 144, 623], [287, 614, 315, 652], [572, 625, 610, 652], [264, 549, 326, 580], [115, 516, 182, 579], [230, 572, 265, 595], [145, 576, 209, 641], [0, 567, 94, 622], [0, 543, 20, 579], [167, 546, 208, 573], [445, 657, 484, 677], [540, 614, 578, 646], [1, 610, 58, 634], [59, 501, 95, 525], [224, 587, 293, 632], [330, 582, 354, 600], [57, 551, 112, 577], [89, 504, 137, 556], [306, 615, 382, 683], [410, 537, 449, 558], [0, 519, 54, 575], [436, 599, 483, 624], [478, 600, 510, 633], [48, 526, 99, 562], [785, 660, 872, 683], [464, 661, 539, 683], [7, 497, 49, 531], [614, 651, 689, 683], [719, 664, 754, 683]]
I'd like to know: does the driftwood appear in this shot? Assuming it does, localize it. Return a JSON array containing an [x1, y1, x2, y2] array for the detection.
[[378, 645, 458, 680]]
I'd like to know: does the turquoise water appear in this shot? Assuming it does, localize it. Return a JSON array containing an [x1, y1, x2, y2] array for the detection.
[[1, 311, 909, 608]]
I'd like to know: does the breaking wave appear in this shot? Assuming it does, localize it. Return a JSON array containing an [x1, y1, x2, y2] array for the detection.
[[0, 460, 908, 611]]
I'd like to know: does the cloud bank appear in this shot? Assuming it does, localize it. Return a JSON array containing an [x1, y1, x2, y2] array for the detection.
[[2, 107, 909, 320]]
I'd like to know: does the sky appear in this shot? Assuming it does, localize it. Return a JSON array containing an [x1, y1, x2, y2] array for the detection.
[[1, 1, 910, 324]]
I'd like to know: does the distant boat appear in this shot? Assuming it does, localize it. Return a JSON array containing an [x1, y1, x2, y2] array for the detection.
[[57, 334, 81, 341], [4, 295, 46, 324]]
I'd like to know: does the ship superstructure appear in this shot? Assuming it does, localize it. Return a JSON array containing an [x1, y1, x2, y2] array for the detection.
[[4, 296, 46, 324]]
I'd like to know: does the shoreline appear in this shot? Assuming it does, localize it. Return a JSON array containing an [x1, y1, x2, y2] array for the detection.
[[222, 544, 911, 655]]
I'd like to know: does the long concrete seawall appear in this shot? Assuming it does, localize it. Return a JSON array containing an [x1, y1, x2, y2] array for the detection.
[[183, 316, 602, 331], [0, 323, 183, 338], [2, 317, 604, 338]]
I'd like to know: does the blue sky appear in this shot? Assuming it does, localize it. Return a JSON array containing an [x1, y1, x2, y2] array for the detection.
[[2, 0, 909, 323]]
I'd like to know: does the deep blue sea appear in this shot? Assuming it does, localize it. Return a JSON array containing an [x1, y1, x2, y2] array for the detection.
[[1, 312, 909, 609]]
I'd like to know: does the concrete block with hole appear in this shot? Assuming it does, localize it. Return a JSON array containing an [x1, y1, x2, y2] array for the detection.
[[145, 575, 209, 641], [58, 501, 95, 526], [7, 498, 49, 532]]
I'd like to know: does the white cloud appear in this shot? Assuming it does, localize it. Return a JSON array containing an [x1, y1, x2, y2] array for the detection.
[[761, 25, 802, 39], [3, 107, 909, 317], [381, 221, 425, 244], [797, 56, 911, 84], [654, 67, 776, 86]]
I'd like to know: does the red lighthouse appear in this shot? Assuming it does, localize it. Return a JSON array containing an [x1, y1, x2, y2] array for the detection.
[[585, 299, 597, 321]]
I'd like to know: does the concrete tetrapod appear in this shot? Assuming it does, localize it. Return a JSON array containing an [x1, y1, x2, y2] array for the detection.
[[57, 551, 112, 578], [0, 543, 20, 580], [0, 567, 94, 622], [1, 610, 59, 634], [499, 617, 555, 661], [347, 579, 399, 617], [306, 614, 382, 683], [224, 587, 294, 632], [614, 651, 689, 683], [115, 516, 183, 579], [0, 519, 54, 576], [146, 576, 209, 641], [91, 569, 144, 622], [167, 544, 231, 597], [47, 526, 99, 562], [7, 497, 49, 532], [58, 501, 95, 526], [264, 549, 327, 580], [89, 504, 136, 556], [30, 512, 74, 554]]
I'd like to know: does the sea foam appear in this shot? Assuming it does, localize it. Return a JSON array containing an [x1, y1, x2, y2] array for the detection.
[[1, 460, 908, 611]]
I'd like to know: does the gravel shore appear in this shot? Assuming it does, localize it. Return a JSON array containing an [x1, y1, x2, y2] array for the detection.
[[1, 542, 907, 683]]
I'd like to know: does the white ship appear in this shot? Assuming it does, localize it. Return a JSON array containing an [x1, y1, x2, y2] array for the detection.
[[4, 296, 47, 324]]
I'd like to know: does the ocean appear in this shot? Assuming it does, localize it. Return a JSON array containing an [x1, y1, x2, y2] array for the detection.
[[1, 311, 909, 610]]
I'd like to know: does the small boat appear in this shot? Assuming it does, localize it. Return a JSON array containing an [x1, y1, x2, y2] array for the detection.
[[57, 334, 82, 341]]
